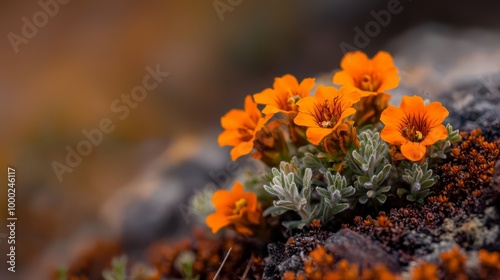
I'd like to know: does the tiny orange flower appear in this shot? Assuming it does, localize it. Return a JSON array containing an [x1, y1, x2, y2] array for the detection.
[[333, 50, 400, 97], [477, 249, 500, 272], [218, 95, 269, 161], [294, 85, 360, 145], [206, 182, 262, 236], [411, 263, 439, 280], [254, 74, 315, 116], [440, 246, 467, 276], [380, 95, 449, 161]]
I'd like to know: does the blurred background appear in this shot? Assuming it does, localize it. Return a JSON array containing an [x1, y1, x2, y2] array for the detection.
[[0, 1, 499, 279]]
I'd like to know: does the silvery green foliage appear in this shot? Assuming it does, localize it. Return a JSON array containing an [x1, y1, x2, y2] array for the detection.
[[430, 124, 461, 159], [398, 162, 438, 203], [174, 251, 199, 280], [263, 158, 355, 228], [263, 159, 318, 229], [316, 172, 355, 223], [189, 186, 215, 222], [102, 255, 127, 280], [299, 144, 330, 173], [347, 130, 392, 204]]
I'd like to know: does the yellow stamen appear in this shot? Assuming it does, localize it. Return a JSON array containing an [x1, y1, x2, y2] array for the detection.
[[321, 121, 332, 128], [233, 198, 247, 214], [361, 75, 373, 91], [415, 131, 423, 141]]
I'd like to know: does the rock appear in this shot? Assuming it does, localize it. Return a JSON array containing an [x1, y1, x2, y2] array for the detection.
[[443, 73, 500, 140], [263, 243, 286, 280], [492, 160, 500, 195], [324, 229, 401, 272]]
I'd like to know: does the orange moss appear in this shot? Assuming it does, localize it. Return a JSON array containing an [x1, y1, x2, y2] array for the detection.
[[411, 263, 439, 280], [478, 249, 500, 279], [326, 259, 360, 280], [376, 214, 390, 228], [361, 264, 399, 280], [440, 247, 467, 278]]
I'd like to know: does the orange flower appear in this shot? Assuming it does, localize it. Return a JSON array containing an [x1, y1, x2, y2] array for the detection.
[[206, 182, 262, 236], [294, 85, 360, 145], [254, 74, 315, 116], [333, 51, 399, 97], [380, 95, 449, 162], [218, 95, 269, 161]]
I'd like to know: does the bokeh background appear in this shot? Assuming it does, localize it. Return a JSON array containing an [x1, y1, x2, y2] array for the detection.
[[0, 1, 499, 279]]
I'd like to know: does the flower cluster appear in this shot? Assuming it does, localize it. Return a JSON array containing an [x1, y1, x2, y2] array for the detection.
[[208, 49, 454, 236]]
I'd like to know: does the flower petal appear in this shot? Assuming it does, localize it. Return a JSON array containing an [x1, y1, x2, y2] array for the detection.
[[333, 71, 355, 87], [206, 212, 231, 234], [371, 51, 395, 69], [253, 88, 276, 106], [299, 78, 316, 97], [274, 74, 299, 93], [233, 223, 253, 236], [230, 141, 254, 160], [340, 51, 370, 76], [380, 106, 406, 127], [421, 124, 448, 146], [339, 107, 356, 120], [232, 182, 245, 196], [306, 127, 333, 145], [425, 101, 449, 127], [400, 95, 425, 116], [220, 109, 248, 129], [218, 129, 244, 147], [211, 189, 233, 210], [371, 51, 400, 92], [380, 126, 406, 145], [243, 95, 261, 121], [294, 97, 319, 127], [378, 74, 400, 93], [315, 85, 337, 101], [400, 141, 427, 161], [244, 208, 261, 225]]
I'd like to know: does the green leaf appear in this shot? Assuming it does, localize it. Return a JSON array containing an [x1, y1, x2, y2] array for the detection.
[[332, 203, 349, 215], [359, 195, 369, 204], [376, 194, 387, 204], [397, 188, 408, 198], [263, 206, 288, 216], [282, 220, 307, 229]]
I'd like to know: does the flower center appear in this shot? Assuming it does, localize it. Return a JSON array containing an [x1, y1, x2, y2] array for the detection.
[[233, 198, 247, 215], [288, 94, 301, 105], [321, 121, 333, 128], [284, 91, 301, 112], [360, 74, 380, 92], [315, 98, 343, 129], [402, 126, 424, 142]]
